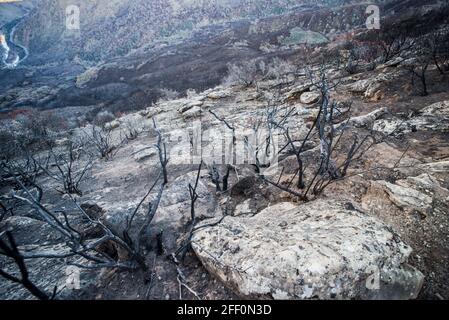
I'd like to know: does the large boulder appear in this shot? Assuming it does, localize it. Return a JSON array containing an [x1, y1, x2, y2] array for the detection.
[[140, 106, 163, 118], [348, 78, 371, 93], [192, 199, 423, 300], [379, 56, 404, 69]]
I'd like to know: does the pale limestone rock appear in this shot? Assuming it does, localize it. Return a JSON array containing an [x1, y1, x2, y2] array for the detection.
[[336, 107, 388, 131], [140, 106, 162, 118], [55, 137, 70, 146], [364, 82, 382, 99], [378, 57, 404, 69], [348, 74, 390, 98], [233, 199, 254, 216], [286, 84, 311, 100], [373, 100, 449, 134], [0, 216, 64, 246], [300, 91, 321, 105], [0, 217, 100, 299], [397, 174, 449, 199], [104, 120, 120, 131], [373, 118, 413, 135], [181, 106, 202, 119], [192, 199, 424, 300], [380, 117, 434, 135], [132, 146, 157, 162], [375, 180, 433, 213], [134, 149, 157, 162], [207, 89, 231, 100], [178, 100, 203, 114], [348, 78, 370, 93], [420, 100, 449, 118], [418, 160, 449, 173]]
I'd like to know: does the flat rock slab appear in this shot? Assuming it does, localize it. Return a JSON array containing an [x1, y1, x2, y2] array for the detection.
[[192, 199, 424, 300]]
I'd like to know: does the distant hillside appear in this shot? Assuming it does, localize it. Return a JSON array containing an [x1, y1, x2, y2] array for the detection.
[[14, 0, 364, 62], [1, 0, 445, 114]]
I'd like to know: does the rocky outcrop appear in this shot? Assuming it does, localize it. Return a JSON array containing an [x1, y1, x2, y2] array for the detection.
[[300, 91, 321, 105], [181, 106, 202, 119], [420, 100, 449, 118], [373, 100, 449, 135], [347, 74, 390, 99], [132, 146, 157, 162], [76, 67, 100, 89], [398, 174, 449, 200], [140, 106, 163, 119], [335, 107, 388, 131], [419, 160, 449, 173], [378, 57, 405, 69], [374, 180, 433, 214], [192, 199, 424, 300], [207, 89, 231, 100], [286, 83, 311, 101], [178, 100, 203, 114]]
